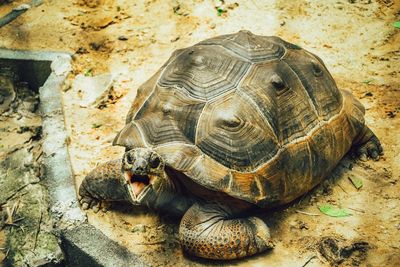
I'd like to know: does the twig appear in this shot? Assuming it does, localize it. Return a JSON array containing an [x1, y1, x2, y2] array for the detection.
[[296, 210, 320, 216], [131, 239, 166, 245], [1, 248, 10, 263], [348, 207, 366, 213], [4, 223, 20, 227], [300, 255, 317, 267], [33, 210, 43, 251], [1, 181, 39, 206], [11, 217, 24, 223], [5, 201, 19, 224], [337, 183, 348, 194]]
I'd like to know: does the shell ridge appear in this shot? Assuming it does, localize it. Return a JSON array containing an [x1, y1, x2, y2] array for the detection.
[[281, 60, 320, 120], [129, 49, 186, 122], [236, 89, 279, 142], [250, 95, 347, 173], [194, 101, 208, 145], [197, 43, 252, 63], [154, 141, 195, 148], [133, 121, 151, 147]]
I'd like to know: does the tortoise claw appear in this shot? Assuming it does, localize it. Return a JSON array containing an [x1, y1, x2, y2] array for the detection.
[[81, 202, 89, 210], [359, 153, 368, 162], [92, 205, 100, 213], [354, 134, 383, 162], [79, 194, 105, 212]]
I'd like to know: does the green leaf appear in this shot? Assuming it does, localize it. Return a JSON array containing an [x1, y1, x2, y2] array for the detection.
[[84, 69, 93, 77], [349, 176, 363, 189], [393, 21, 400, 29], [216, 7, 226, 16], [91, 123, 102, 129], [173, 5, 181, 15], [363, 79, 373, 84], [319, 204, 352, 217]]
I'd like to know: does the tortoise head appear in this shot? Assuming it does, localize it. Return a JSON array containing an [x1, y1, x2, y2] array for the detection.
[[121, 148, 175, 206]]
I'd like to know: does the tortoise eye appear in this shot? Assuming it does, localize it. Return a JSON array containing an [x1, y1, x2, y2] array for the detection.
[[150, 155, 161, 169], [126, 153, 134, 164]]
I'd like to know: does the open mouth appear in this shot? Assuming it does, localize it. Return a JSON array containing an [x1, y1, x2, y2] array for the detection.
[[124, 171, 151, 198]]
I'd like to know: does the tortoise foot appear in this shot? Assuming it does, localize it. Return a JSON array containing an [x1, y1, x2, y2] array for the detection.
[[353, 132, 383, 161], [78, 190, 107, 213], [78, 159, 130, 213]]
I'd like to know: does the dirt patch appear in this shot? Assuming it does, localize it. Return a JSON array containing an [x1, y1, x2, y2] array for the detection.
[[1, 0, 399, 266], [318, 236, 369, 266], [0, 65, 62, 266]]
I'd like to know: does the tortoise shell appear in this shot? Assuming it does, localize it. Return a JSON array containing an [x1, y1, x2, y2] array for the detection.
[[114, 31, 365, 207]]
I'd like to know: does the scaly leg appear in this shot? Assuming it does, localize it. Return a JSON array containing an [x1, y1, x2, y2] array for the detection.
[[78, 159, 129, 212], [179, 202, 274, 260]]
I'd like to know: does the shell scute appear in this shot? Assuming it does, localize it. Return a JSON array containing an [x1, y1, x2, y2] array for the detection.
[[199, 30, 285, 62], [239, 60, 320, 144], [196, 91, 279, 172], [282, 49, 343, 119], [158, 45, 250, 101], [133, 86, 205, 146]]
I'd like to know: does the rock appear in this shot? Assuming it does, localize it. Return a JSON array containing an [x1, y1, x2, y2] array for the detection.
[[72, 73, 114, 108], [22, 95, 39, 113], [171, 36, 180, 43], [131, 224, 147, 233], [51, 56, 72, 76], [118, 36, 128, 41], [75, 47, 89, 54], [0, 73, 16, 114], [89, 42, 102, 51]]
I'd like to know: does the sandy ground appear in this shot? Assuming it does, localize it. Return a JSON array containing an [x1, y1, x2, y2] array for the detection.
[[1, 0, 399, 266]]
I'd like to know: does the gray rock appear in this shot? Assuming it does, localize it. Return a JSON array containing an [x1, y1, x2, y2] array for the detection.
[[72, 74, 114, 108]]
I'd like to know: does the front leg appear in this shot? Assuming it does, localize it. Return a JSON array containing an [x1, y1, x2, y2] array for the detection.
[[79, 159, 129, 212], [179, 203, 274, 260]]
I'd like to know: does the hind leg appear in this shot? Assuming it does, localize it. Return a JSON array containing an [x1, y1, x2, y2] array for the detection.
[[352, 126, 383, 161], [179, 203, 274, 260], [79, 159, 129, 212]]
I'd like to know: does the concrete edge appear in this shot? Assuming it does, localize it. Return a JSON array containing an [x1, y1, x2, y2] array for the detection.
[[60, 224, 148, 267], [39, 54, 87, 227], [0, 48, 71, 62], [1, 50, 148, 266]]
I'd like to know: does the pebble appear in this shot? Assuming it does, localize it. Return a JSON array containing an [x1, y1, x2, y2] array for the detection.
[[131, 224, 147, 233], [118, 36, 128, 41], [171, 36, 180, 43]]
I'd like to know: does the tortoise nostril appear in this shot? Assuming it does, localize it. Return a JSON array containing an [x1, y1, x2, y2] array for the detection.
[[137, 167, 145, 172], [126, 153, 134, 165]]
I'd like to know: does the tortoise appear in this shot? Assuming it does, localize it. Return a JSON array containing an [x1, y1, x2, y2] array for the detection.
[[78, 30, 383, 260]]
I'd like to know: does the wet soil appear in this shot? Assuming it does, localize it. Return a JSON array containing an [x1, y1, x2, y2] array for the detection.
[[1, 0, 399, 266]]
